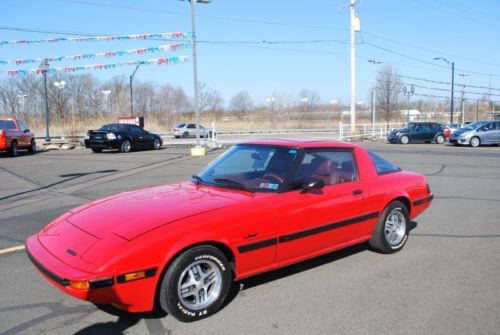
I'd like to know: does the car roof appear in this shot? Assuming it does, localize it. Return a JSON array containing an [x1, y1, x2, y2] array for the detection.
[[241, 138, 360, 149]]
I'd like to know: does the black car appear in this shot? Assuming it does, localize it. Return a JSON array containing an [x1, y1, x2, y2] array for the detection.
[[387, 122, 446, 144], [84, 123, 163, 153]]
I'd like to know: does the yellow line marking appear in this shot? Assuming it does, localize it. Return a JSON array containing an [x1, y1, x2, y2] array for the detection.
[[0, 245, 25, 255]]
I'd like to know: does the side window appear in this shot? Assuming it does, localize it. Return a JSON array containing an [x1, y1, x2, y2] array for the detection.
[[131, 126, 146, 135], [187, 124, 196, 129], [294, 149, 357, 187], [369, 152, 401, 175], [18, 120, 27, 131], [5, 120, 17, 130]]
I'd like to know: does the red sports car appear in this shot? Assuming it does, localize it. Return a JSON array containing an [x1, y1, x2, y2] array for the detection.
[[26, 139, 433, 322]]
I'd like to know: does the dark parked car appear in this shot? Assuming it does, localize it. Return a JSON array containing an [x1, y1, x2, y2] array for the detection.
[[84, 123, 162, 153], [387, 122, 446, 144]]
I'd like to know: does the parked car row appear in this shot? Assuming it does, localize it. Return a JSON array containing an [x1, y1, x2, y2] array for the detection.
[[387, 120, 500, 147]]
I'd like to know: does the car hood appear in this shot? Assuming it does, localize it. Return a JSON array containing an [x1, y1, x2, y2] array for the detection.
[[65, 182, 246, 241]]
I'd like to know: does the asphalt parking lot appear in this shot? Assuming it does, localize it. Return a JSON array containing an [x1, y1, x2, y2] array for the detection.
[[1, 140, 499, 335]]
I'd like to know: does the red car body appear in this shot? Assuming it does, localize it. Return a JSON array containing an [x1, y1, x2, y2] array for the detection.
[[26, 139, 433, 321]]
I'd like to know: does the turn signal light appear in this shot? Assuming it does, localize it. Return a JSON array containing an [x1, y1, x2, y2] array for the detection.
[[69, 280, 90, 290], [124, 271, 146, 282]]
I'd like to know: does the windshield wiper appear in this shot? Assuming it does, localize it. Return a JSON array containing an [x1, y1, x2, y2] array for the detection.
[[213, 178, 254, 193], [192, 175, 204, 184]]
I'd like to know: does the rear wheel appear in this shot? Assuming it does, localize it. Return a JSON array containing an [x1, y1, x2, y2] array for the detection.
[[181, 131, 189, 138], [369, 201, 410, 254], [158, 245, 232, 322], [120, 139, 132, 153], [470, 136, 480, 147], [9, 141, 18, 157], [400, 135, 410, 144], [435, 134, 445, 144]]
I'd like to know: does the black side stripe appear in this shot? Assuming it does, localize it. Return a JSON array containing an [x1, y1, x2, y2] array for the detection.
[[238, 238, 277, 254], [237, 211, 379, 253], [413, 194, 434, 206], [279, 211, 379, 243]]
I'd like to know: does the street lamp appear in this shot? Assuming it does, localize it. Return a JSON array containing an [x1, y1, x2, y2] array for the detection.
[[266, 97, 275, 128], [101, 90, 111, 116], [459, 74, 469, 123], [39, 59, 50, 142], [368, 60, 382, 135], [129, 64, 140, 117], [402, 85, 415, 123], [300, 97, 309, 123], [434, 57, 455, 123], [54, 80, 66, 124], [17, 94, 27, 118], [181, 0, 211, 146]]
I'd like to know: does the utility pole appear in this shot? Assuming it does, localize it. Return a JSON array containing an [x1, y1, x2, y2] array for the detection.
[[349, 0, 360, 136]]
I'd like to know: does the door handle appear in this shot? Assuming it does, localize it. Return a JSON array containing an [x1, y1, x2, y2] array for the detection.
[[352, 189, 363, 195]]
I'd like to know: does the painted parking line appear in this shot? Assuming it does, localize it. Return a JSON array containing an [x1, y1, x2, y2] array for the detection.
[[0, 245, 25, 255]]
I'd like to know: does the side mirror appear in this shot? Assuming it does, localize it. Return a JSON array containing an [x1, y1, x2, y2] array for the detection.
[[24, 129, 30, 133], [300, 178, 325, 194]]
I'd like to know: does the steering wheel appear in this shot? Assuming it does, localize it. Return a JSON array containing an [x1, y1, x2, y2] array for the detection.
[[262, 173, 284, 183]]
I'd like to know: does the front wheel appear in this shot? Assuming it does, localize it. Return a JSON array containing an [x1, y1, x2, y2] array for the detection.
[[435, 134, 445, 144], [369, 201, 410, 254], [399, 135, 410, 144], [158, 245, 232, 322], [470, 136, 480, 147], [152, 138, 161, 150], [120, 139, 132, 153]]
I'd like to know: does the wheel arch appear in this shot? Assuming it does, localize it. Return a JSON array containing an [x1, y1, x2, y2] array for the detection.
[[383, 195, 411, 217]]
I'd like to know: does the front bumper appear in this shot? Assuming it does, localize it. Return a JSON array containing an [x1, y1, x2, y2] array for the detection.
[[25, 235, 158, 312]]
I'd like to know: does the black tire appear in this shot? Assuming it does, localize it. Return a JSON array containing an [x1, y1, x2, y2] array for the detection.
[[470, 136, 480, 148], [152, 137, 161, 150], [158, 245, 232, 322], [120, 139, 132, 153], [399, 135, 410, 144], [181, 131, 189, 138], [369, 201, 410, 254], [435, 134, 445, 144], [9, 141, 18, 157], [91, 148, 103, 153], [28, 139, 36, 153]]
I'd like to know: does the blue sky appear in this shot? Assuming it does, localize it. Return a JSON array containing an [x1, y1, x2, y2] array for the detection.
[[1, 0, 499, 107]]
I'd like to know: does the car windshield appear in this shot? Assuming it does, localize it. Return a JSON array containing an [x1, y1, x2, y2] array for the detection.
[[462, 121, 488, 131], [99, 124, 127, 132], [196, 144, 298, 192], [176, 124, 185, 128]]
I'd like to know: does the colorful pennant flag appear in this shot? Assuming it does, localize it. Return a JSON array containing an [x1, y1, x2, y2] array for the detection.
[[0, 43, 191, 66]]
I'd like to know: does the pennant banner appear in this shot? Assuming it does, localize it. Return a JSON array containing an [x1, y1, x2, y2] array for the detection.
[[4, 56, 189, 76], [0, 32, 191, 46], [0, 43, 191, 66]]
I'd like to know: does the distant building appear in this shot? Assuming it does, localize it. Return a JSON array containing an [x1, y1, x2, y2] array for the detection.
[[400, 109, 421, 121]]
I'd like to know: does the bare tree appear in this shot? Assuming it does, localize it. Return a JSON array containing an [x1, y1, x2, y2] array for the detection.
[[375, 65, 403, 123], [229, 90, 253, 119], [298, 89, 321, 121], [198, 82, 223, 119]]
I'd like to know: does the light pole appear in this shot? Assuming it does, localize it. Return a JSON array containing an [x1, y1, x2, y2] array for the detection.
[[39, 59, 51, 142], [181, 0, 211, 147], [459, 74, 469, 124], [368, 60, 382, 135], [402, 85, 415, 123], [129, 64, 140, 117], [434, 57, 455, 124], [17, 94, 27, 118], [300, 97, 309, 125], [54, 80, 66, 125], [101, 90, 111, 116], [266, 97, 275, 128]]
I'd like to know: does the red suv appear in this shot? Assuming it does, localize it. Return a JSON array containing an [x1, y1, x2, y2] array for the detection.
[[0, 116, 36, 156]]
